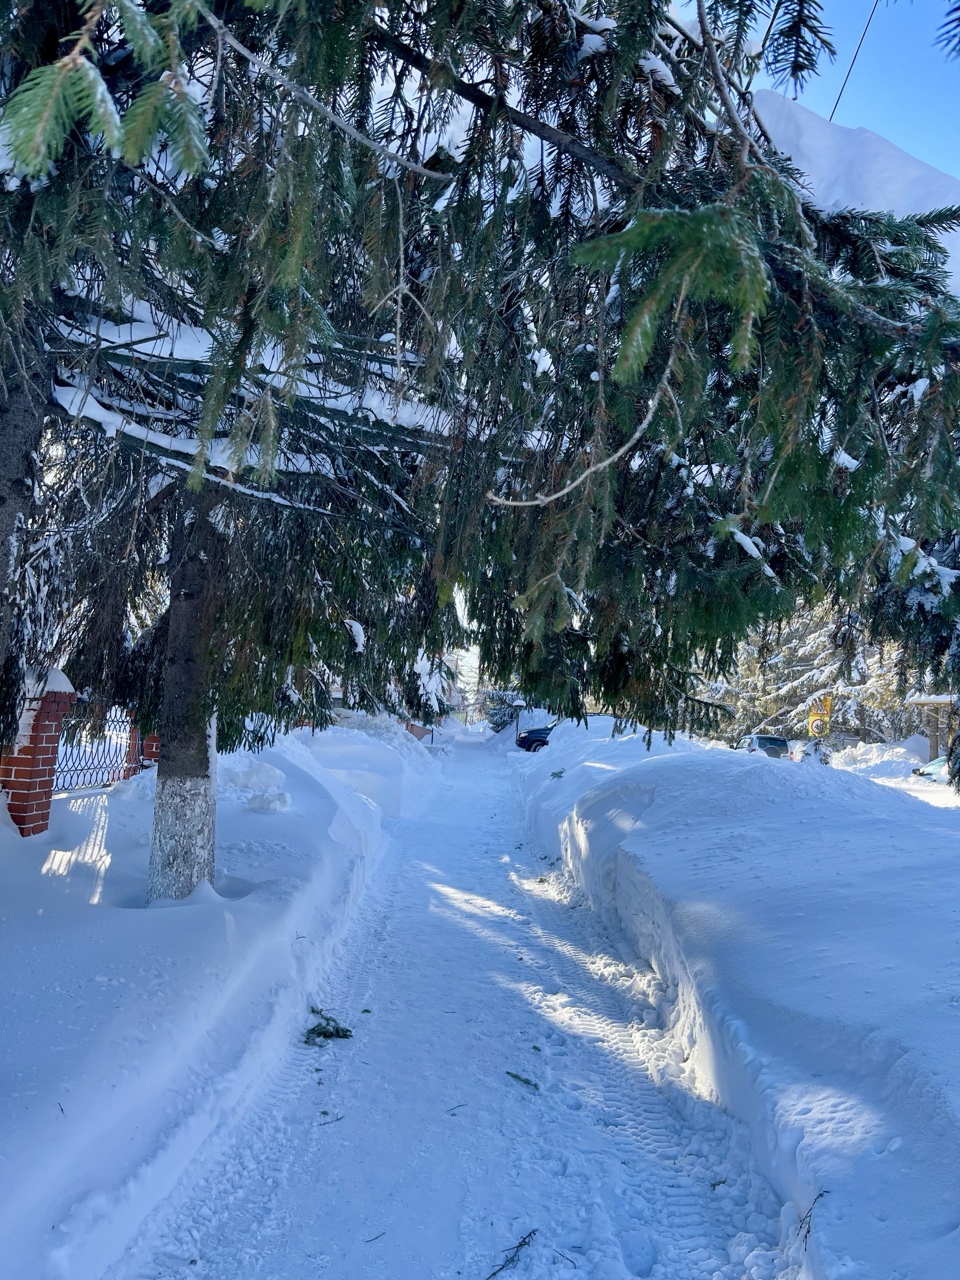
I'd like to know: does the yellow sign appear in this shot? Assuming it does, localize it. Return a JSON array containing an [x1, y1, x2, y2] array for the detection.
[[808, 696, 832, 738]]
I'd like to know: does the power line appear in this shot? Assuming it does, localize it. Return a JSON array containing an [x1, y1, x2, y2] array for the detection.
[[830, 0, 882, 121]]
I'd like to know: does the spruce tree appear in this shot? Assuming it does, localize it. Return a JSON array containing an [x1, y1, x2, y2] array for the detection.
[[9, 1, 960, 740], [56, 337, 463, 898], [722, 603, 924, 744], [8, 1, 960, 891]]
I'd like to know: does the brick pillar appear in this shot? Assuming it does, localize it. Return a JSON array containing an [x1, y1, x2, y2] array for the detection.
[[405, 720, 434, 743], [123, 725, 160, 777], [0, 688, 77, 836], [122, 721, 141, 780]]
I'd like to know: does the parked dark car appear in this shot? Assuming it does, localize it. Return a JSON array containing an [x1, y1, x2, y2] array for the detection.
[[516, 723, 556, 752]]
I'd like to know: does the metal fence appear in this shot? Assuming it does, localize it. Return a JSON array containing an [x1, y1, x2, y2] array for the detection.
[[448, 702, 485, 726], [54, 704, 141, 792]]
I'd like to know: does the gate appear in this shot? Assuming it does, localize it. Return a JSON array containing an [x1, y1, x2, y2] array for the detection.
[[54, 704, 142, 792]]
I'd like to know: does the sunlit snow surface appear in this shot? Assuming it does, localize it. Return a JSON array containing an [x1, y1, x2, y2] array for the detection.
[[755, 90, 960, 279], [104, 736, 786, 1280], [5, 721, 960, 1279], [523, 721, 960, 1280]]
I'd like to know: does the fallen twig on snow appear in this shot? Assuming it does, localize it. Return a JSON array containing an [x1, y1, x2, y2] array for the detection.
[[304, 1008, 353, 1044], [798, 1190, 829, 1250], [484, 1229, 537, 1278], [506, 1071, 539, 1090]]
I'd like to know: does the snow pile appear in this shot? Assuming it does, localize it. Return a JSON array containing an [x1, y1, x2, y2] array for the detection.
[[294, 712, 440, 818], [520, 721, 960, 1280], [427, 715, 476, 749], [830, 736, 927, 781], [219, 753, 291, 809], [525, 715, 704, 768], [0, 733, 388, 1280], [755, 90, 960, 276]]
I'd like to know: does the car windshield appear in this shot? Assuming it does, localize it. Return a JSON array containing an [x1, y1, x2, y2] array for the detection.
[[758, 737, 788, 748]]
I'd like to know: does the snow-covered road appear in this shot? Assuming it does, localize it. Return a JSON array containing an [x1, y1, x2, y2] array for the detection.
[[107, 741, 785, 1280]]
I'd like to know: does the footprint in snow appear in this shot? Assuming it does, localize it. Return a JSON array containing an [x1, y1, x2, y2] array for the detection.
[[618, 1228, 657, 1278]]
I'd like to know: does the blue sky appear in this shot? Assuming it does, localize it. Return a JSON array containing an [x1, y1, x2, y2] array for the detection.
[[753, 0, 960, 178]]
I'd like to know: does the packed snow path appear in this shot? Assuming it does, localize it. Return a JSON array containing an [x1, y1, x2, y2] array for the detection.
[[109, 742, 785, 1280]]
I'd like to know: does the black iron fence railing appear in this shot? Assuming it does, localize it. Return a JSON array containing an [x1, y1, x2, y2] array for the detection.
[[54, 704, 141, 793]]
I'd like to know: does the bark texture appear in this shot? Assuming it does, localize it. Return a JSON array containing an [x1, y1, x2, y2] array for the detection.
[[148, 774, 216, 901], [0, 337, 49, 745], [146, 489, 225, 903]]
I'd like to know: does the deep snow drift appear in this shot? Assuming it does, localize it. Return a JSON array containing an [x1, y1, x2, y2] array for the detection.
[[0, 719, 437, 1280], [831, 736, 929, 783], [296, 713, 441, 817], [832, 736, 960, 810], [522, 720, 960, 1280]]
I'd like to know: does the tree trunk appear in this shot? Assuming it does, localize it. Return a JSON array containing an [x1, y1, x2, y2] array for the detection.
[[146, 489, 225, 903], [0, 338, 49, 745]]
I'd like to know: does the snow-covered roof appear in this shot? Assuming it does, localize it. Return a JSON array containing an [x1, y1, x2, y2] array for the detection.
[[755, 90, 960, 279]]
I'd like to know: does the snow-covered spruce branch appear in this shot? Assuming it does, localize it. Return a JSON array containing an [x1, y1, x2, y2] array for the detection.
[[52, 380, 420, 526], [777, 245, 960, 352], [487, 348, 676, 509], [375, 17, 943, 362], [193, 4, 453, 186]]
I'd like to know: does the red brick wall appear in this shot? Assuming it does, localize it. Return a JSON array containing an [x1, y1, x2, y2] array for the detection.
[[0, 689, 77, 836]]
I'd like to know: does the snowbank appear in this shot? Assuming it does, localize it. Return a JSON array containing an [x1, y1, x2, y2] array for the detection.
[[0, 720, 432, 1280], [519, 723, 960, 1280], [294, 713, 440, 817], [831, 736, 927, 782], [832, 737, 960, 813]]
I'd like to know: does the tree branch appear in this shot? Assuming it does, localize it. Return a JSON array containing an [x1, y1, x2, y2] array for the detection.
[[487, 345, 677, 507], [195, 5, 454, 185], [367, 26, 641, 193]]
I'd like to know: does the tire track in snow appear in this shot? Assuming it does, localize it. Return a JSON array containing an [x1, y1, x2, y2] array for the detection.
[[105, 742, 790, 1280], [487, 856, 786, 1279]]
